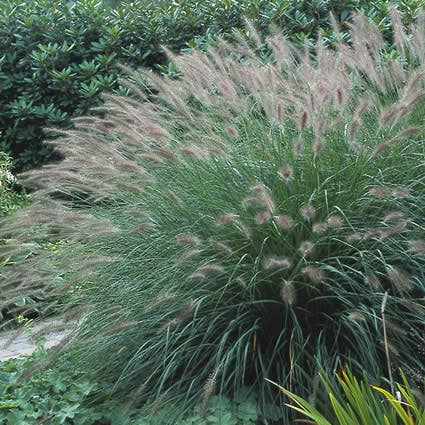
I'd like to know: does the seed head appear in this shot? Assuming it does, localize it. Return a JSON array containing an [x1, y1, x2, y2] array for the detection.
[[275, 214, 294, 230], [263, 256, 291, 270], [102, 321, 138, 335], [180, 145, 207, 159], [276, 103, 283, 122], [146, 294, 177, 313], [255, 210, 272, 225], [312, 222, 327, 234], [383, 211, 405, 223], [312, 137, 325, 154], [385, 319, 406, 336], [387, 341, 400, 356], [402, 299, 425, 315], [224, 125, 239, 138], [166, 189, 182, 204], [130, 223, 155, 232], [235, 276, 247, 289], [353, 99, 370, 118], [153, 148, 179, 162], [388, 126, 423, 147], [386, 266, 414, 293], [177, 234, 201, 247], [176, 300, 195, 322], [380, 105, 398, 126], [327, 215, 343, 229], [336, 88, 344, 106], [280, 281, 296, 306], [373, 143, 389, 156], [201, 369, 218, 414], [379, 220, 408, 241], [217, 213, 239, 225], [365, 274, 381, 289], [348, 311, 366, 322], [302, 265, 325, 282], [392, 186, 411, 198], [300, 204, 316, 221], [207, 146, 227, 157], [139, 152, 166, 165], [236, 221, 252, 239], [189, 272, 206, 282], [252, 183, 267, 193], [134, 178, 156, 184], [299, 110, 308, 131], [125, 209, 150, 218], [293, 137, 303, 156], [252, 183, 275, 212], [176, 249, 203, 265], [198, 263, 225, 275], [363, 228, 380, 240], [217, 77, 237, 103], [149, 392, 167, 417], [241, 196, 260, 208], [368, 186, 388, 198], [408, 240, 425, 255], [299, 240, 314, 256], [278, 166, 293, 181], [157, 319, 178, 334], [211, 240, 233, 254]]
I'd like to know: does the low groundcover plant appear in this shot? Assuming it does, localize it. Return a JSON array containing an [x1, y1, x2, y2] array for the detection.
[[267, 368, 425, 424], [0, 349, 261, 424], [1, 8, 425, 422]]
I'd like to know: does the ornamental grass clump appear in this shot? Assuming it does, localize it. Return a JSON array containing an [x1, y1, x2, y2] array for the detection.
[[1, 8, 425, 420]]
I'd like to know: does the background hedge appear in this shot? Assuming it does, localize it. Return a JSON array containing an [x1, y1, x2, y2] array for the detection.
[[0, 152, 26, 217], [0, 0, 422, 170]]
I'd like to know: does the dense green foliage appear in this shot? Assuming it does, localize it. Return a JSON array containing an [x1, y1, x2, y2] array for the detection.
[[0, 349, 105, 425], [0, 0, 423, 169], [0, 349, 262, 425], [1, 349, 423, 424], [0, 153, 28, 323], [270, 369, 425, 424], [0, 153, 26, 217]]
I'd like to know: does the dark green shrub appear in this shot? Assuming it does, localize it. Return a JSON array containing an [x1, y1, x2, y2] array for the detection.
[[0, 0, 423, 170], [1, 7, 425, 423], [0, 152, 26, 217], [0, 152, 28, 323]]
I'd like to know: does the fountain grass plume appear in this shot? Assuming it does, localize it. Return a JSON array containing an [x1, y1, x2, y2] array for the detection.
[[1, 8, 425, 421]]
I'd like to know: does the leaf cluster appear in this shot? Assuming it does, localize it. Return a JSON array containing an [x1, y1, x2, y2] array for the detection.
[[270, 368, 425, 424], [0, 349, 263, 425], [0, 153, 26, 217]]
